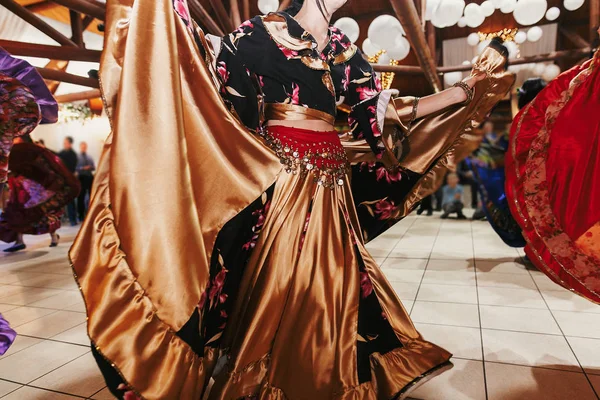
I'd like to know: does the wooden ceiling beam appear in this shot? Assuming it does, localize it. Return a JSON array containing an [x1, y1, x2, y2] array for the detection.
[[44, 59, 69, 93], [81, 14, 95, 30], [37, 67, 99, 88], [591, 0, 599, 43], [188, 0, 224, 36], [55, 88, 101, 103], [0, 40, 101, 61], [70, 10, 84, 46], [230, 0, 241, 28], [559, 27, 589, 48], [388, 0, 442, 92], [0, 0, 78, 46], [208, 0, 234, 33], [49, 0, 105, 21]]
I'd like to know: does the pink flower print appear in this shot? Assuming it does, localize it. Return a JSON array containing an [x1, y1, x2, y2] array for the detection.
[[258, 75, 265, 88], [360, 272, 373, 298], [286, 82, 301, 105], [220, 310, 228, 319], [197, 289, 208, 311], [374, 74, 383, 92], [174, 0, 191, 25], [117, 384, 141, 400], [208, 268, 228, 308], [276, 43, 300, 59], [375, 166, 403, 184], [217, 61, 229, 84], [374, 198, 395, 220], [357, 86, 379, 101], [235, 19, 254, 33], [342, 64, 351, 92], [367, 105, 381, 137]]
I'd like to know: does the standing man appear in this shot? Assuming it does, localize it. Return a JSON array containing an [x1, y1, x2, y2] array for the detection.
[[76, 141, 95, 221], [58, 136, 78, 226]]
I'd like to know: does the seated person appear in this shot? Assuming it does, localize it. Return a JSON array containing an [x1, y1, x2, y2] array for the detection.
[[441, 173, 467, 220]]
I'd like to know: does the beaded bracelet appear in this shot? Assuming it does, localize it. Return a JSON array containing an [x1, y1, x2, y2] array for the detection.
[[453, 81, 475, 105], [407, 96, 420, 132]]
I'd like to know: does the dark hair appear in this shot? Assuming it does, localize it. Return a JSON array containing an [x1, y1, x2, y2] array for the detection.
[[286, 0, 328, 20], [65, 136, 74, 144], [489, 37, 510, 70], [38, 139, 45, 145], [518, 78, 547, 109], [21, 133, 33, 143]]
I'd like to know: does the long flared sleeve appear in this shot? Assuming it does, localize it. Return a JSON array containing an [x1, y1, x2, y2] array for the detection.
[[349, 43, 516, 242]]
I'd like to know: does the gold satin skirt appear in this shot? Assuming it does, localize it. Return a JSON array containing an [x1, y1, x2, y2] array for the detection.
[[208, 126, 451, 399]]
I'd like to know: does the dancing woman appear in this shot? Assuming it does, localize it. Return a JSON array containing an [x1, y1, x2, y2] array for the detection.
[[72, 0, 513, 398], [506, 41, 600, 304]]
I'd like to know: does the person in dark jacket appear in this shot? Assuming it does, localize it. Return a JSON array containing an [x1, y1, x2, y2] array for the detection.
[[58, 136, 78, 225]]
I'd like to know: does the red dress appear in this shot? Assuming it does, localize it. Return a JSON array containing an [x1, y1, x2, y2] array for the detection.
[[506, 51, 600, 303]]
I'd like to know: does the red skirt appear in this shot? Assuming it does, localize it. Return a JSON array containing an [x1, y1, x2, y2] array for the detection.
[[506, 51, 600, 304]]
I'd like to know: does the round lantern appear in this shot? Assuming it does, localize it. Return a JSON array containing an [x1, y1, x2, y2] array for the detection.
[[564, 0, 584, 11], [514, 31, 527, 44], [513, 0, 547, 26], [257, 0, 279, 14], [464, 3, 485, 27], [387, 36, 411, 61], [500, 0, 516, 13], [467, 32, 480, 46], [545, 6, 561, 20], [334, 18, 360, 43], [432, 0, 465, 28], [457, 17, 467, 27], [481, 1, 496, 16], [362, 38, 381, 58], [368, 15, 405, 50], [527, 26, 543, 42], [542, 64, 561, 80], [444, 71, 463, 86]]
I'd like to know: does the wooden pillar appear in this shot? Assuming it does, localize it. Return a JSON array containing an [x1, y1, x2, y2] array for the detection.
[[591, 0, 600, 43]]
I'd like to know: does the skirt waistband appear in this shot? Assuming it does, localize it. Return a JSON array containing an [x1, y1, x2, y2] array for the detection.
[[265, 103, 336, 126]]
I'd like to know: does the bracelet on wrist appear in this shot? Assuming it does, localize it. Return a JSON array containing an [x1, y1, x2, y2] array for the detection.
[[452, 81, 474, 105]]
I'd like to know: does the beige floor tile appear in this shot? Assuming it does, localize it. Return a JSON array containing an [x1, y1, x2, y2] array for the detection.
[[16, 311, 86, 339], [0, 285, 27, 299], [479, 306, 561, 335], [553, 311, 600, 339], [475, 259, 531, 274], [477, 287, 547, 309], [382, 269, 425, 283], [381, 258, 428, 270], [531, 274, 564, 291], [485, 362, 597, 400], [27, 291, 83, 311], [416, 283, 478, 304], [566, 336, 600, 375], [0, 272, 42, 285], [35, 277, 79, 292], [30, 352, 104, 397], [396, 236, 437, 251], [411, 301, 480, 328], [541, 290, 600, 314], [0, 287, 64, 306], [0, 303, 18, 313], [426, 259, 475, 272], [387, 248, 431, 259], [482, 329, 580, 371], [1, 385, 81, 399], [421, 270, 477, 286], [1, 306, 57, 327], [475, 271, 537, 290], [17, 274, 69, 289], [0, 379, 21, 397], [411, 359, 486, 400], [3, 335, 43, 356], [91, 387, 114, 400], [390, 282, 420, 301], [415, 323, 482, 360], [52, 323, 89, 346], [0, 340, 88, 383]]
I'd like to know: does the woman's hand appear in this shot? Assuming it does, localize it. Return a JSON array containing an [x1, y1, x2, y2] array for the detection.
[[463, 71, 487, 89]]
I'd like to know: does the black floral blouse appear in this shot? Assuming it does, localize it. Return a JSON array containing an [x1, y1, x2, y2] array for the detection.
[[215, 12, 387, 157]]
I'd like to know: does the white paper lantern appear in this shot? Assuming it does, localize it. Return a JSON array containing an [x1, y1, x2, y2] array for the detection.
[[387, 35, 411, 61], [533, 63, 547, 76], [362, 38, 381, 58], [542, 64, 561, 81], [368, 15, 405, 51], [334, 18, 360, 43], [462, 60, 472, 65], [425, 0, 441, 21], [467, 32, 480, 46], [257, 0, 279, 14], [378, 53, 391, 66], [457, 17, 467, 27], [481, 1, 496, 16], [477, 39, 491, 54], [500, 0, 516, 13], [514, 31, 527, 44], [444, 71, 463, 86], [464, 3, 485, 27], [545, 6, 561, 20], [505, 41, 519, 59], [432, 0, 465, 28], [513, 0, 547, 26], [527, 26, 543, 42], [564, 0, 584, 10], [491, 0, 505, 8]]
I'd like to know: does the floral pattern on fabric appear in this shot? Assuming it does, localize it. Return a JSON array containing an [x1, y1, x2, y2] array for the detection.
[[0, 74, 40, 184]]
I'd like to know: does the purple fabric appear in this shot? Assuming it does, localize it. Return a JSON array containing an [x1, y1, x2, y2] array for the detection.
[[0, 313, 16, 356], [0, 48, 58, 124]]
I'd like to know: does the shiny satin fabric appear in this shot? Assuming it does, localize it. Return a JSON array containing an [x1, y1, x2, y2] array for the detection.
[[69, 0, 281, 397], [506, 51, 600, 304], [211, 126, 450, 399], [265, 103, 336, 125]]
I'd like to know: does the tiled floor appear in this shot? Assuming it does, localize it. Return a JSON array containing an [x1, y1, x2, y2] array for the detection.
[[1, 212, 599, 399]]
